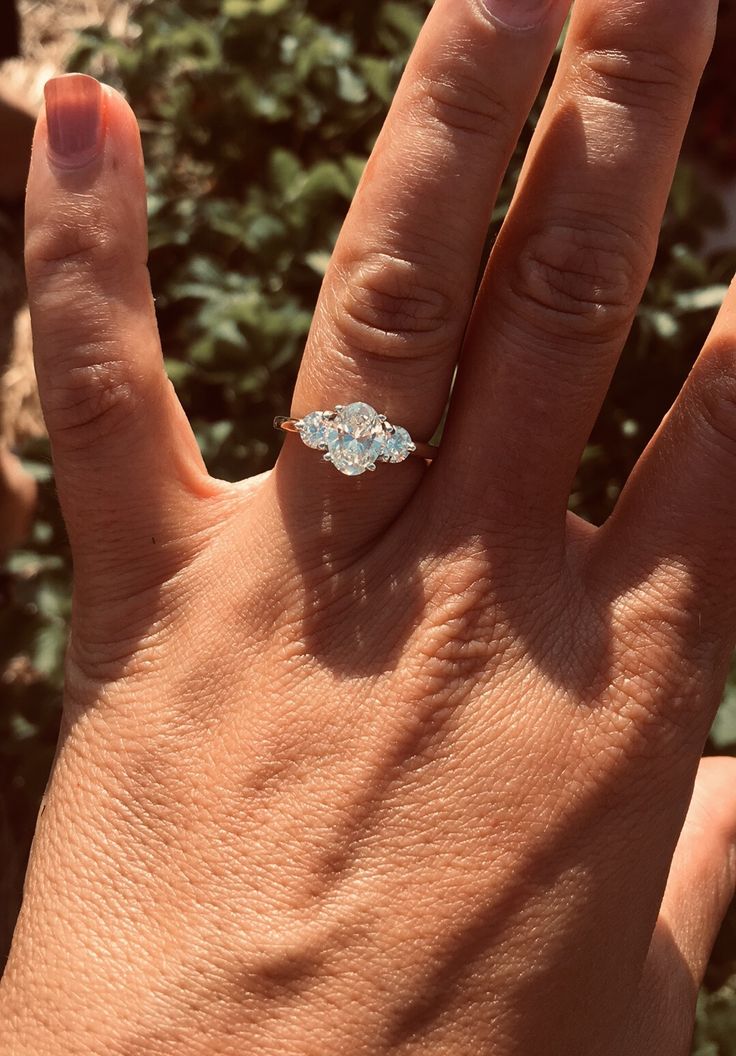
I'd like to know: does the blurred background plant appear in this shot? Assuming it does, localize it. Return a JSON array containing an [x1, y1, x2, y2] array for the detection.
[[1, 0, 736, 1047]]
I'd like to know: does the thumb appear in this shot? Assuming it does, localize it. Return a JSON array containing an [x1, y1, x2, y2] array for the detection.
[[25, 75, 218, 610], [624, 756, 736, 1056]]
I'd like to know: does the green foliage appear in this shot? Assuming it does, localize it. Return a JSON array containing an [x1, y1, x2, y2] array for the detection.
[[2, 0, 736, 1040], [0, 441, 67, 949], [695, 987, 736, 1055]]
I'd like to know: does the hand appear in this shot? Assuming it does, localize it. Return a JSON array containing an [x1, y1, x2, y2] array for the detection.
[[2, 0, 735, 1052]]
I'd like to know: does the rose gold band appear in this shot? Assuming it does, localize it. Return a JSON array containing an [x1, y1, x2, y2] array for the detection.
[[273, 416, 437, 462]]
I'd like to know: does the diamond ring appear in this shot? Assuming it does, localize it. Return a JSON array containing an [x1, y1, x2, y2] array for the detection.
[[274, 402, 437, 477]]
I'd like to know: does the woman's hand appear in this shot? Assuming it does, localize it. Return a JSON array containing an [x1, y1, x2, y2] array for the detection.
[[2, 0, 736, 1052]]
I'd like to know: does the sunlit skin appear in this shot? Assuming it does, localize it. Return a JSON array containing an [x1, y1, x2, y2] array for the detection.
[[3, 0, 736, 1052]]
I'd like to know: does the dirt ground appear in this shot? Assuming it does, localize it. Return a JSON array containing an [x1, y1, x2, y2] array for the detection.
[[0, 0, 129, 446]]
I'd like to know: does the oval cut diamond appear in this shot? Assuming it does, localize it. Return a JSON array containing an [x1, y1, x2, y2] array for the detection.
[[289, 402, 418, 475], [295, 411, 332, 449], [381, 425, 414, 464], [327, 402, 385, 476]]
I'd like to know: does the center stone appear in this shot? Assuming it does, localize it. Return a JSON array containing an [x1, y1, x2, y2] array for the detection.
[[328, 402, 385, 476]]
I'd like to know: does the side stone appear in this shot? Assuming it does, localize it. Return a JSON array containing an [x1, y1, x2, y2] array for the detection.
[[380, 425, 414, 464], [295, 411, 333, 450]]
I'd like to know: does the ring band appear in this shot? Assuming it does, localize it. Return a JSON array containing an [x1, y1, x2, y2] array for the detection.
[[274, 402, 437, 476]]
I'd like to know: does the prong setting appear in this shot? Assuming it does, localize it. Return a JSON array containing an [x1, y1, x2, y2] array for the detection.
[[286, 403, 416, 476]]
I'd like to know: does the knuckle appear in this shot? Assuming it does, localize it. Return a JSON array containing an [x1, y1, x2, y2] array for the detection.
[[608, 661, 709, 753], [25, 207, 133, 290], [414, 56, 516, 142], [691, 342, 736, 456], [602, 576, 722, 746], [332, 250, 458, 361], [506, 217, 643, 340], [41, 352, 145, 448], [576, 46, 700, 116]]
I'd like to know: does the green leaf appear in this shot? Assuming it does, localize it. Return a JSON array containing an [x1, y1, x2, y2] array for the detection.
[[336, 65, 369, 104], [674, 285, 728, 313], [380, 2, 425, 43], [305, 250, 331, 275], [712, 683, 736, 748]]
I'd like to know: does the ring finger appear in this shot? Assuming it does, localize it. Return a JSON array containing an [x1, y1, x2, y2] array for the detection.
[[277, 0, 570, 523]]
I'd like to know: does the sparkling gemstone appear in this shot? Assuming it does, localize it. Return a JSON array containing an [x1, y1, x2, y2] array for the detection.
[[295, 411, 332, 450], [326, 402, 385, 476], [380, 425, 414, 464]]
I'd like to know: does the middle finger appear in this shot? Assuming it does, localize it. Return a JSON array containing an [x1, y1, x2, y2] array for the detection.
[[444, 0, 718, 526]]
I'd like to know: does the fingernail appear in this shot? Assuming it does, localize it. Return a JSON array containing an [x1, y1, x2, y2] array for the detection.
[[481, 0, 558, 31], [44, 74, 104, 169]]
